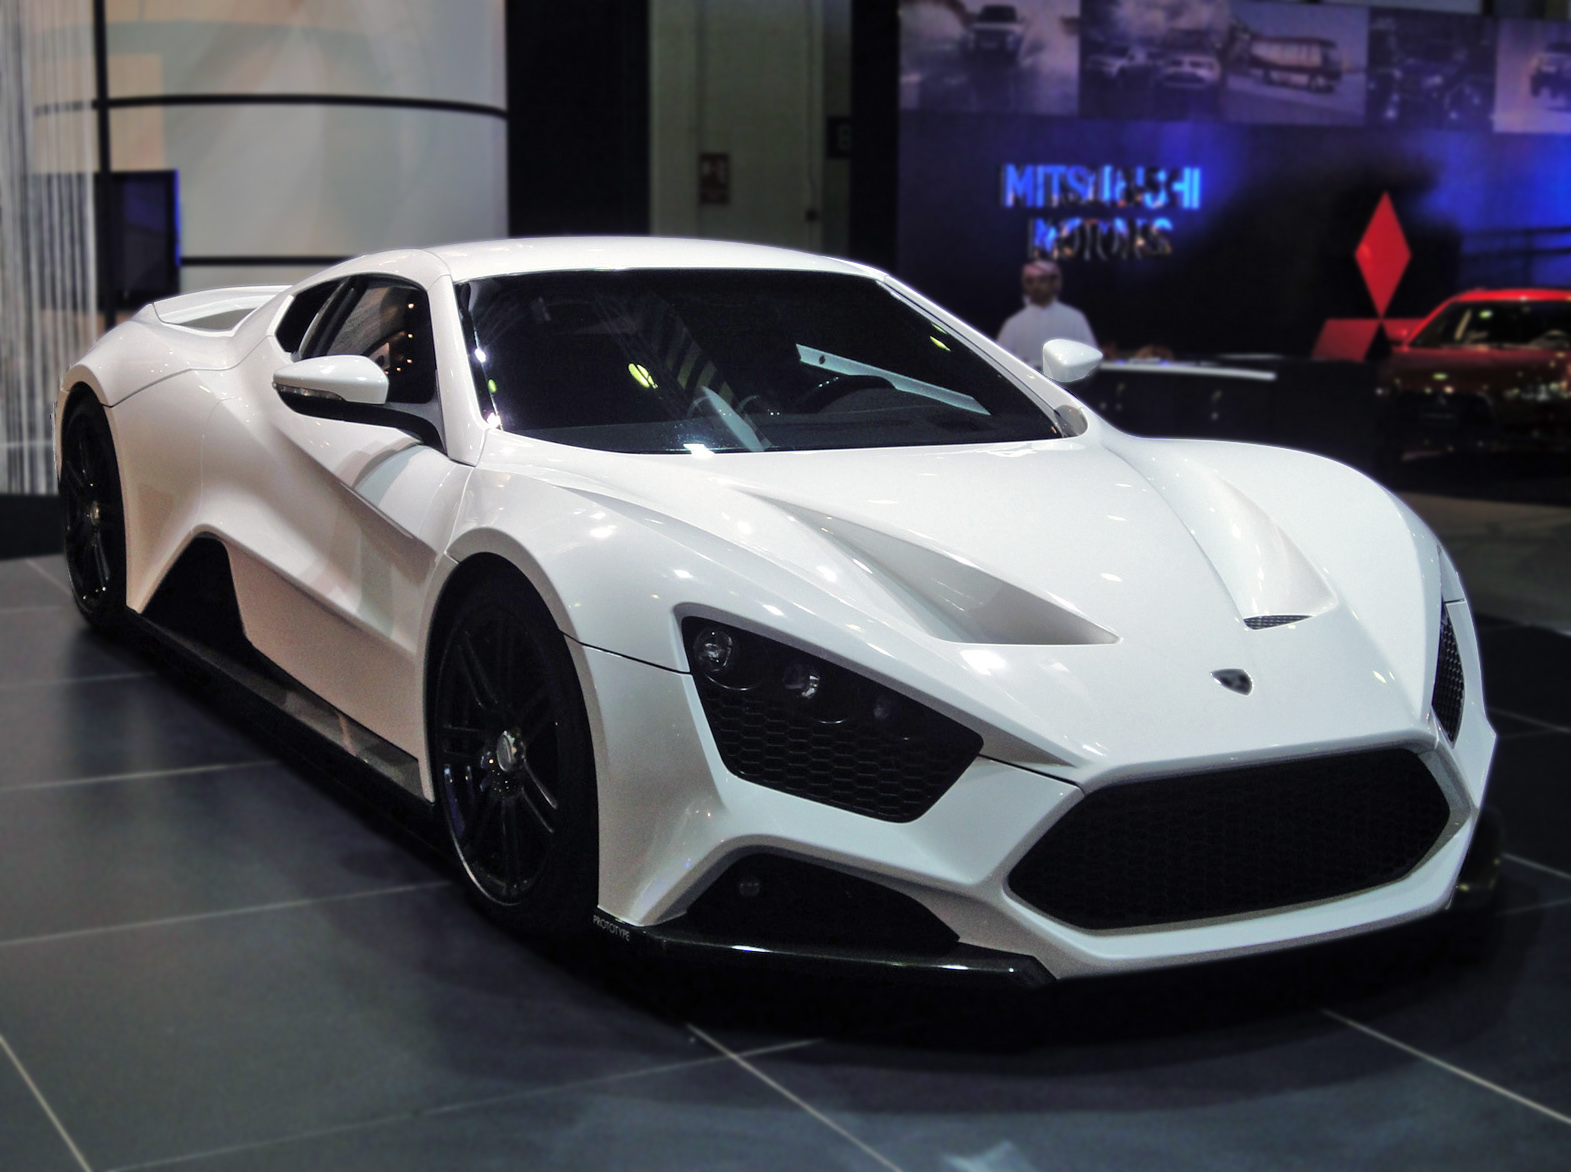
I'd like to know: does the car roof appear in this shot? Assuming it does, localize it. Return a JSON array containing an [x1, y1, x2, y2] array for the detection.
[[423, 236, 879, 285], [1448, 288, 1571, 303]]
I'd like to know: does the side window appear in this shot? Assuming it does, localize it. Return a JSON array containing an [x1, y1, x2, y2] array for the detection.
[[315, 281, 439, 405], [275, 280, 341, 357]]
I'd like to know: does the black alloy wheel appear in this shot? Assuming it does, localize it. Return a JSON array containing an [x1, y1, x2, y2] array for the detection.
[[59, 397, 127, 629], [431, 575, 597, 934]]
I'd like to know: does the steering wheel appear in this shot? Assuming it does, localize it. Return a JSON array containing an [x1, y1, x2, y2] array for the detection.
[[797, 373, 898, 413]]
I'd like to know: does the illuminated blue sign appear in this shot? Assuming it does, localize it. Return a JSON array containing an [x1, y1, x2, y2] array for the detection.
[[1000, 165, 1203, 211], [1002, 164, 1203, 261]]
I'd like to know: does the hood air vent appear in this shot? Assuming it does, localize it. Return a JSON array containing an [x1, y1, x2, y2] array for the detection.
[[1244, 614, 1310, 630]]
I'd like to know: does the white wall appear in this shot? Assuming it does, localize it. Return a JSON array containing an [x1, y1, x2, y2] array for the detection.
[[652, 0, 850, 256], [103, 0, 506, 294]]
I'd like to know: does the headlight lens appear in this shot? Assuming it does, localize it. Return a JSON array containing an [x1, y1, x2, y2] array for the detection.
[[682, 618, 982, 821]]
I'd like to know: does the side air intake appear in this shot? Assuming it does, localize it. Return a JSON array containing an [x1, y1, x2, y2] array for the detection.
[[1432, 607, 1464, 742]]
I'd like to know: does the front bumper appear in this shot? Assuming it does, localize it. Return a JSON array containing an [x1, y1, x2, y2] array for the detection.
[[572, 604, 1494, 982]]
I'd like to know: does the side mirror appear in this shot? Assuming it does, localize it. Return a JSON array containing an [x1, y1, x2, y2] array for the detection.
[[1042, 339, 1103, 385], [274, 355, 388, 405]]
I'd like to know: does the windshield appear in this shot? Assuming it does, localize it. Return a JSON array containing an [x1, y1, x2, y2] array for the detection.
[[456, 271, 1060, 454], [1410, 300, 1571, 350]]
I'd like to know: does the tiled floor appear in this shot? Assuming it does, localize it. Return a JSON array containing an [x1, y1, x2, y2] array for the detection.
[[1, 554, 1568, 1171]]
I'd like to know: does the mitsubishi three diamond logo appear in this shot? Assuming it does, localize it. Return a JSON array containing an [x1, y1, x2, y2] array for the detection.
[[1312, 194, 1427, 362]]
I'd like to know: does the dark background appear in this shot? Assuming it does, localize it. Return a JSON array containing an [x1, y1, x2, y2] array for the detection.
[[896, 112, 1571, 354]]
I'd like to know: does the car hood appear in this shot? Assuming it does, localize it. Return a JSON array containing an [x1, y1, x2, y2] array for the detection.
[[471, 430, 1446, 783]]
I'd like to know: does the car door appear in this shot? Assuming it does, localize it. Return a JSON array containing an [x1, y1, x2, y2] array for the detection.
[[202, 271, 471, 765]]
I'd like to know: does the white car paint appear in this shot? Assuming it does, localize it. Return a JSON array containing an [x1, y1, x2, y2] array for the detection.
[[58, 236, 1495, 980]]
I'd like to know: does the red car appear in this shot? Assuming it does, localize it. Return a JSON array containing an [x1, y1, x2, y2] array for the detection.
[[1380, 288, 1571, 457]]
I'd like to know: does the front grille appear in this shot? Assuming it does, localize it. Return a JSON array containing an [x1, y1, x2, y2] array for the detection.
[[1008, 749, 1451, 929], [693, 672, 981, 822], [1432, 608, 1464, 741]]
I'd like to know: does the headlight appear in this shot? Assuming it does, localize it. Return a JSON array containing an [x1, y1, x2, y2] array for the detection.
[[682, 618, 982, 822]]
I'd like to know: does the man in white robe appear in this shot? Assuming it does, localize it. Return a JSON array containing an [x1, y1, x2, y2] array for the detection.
[[996, 260, 1096, 369]]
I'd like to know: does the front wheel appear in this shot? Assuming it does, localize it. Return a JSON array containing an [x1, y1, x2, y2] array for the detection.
[[59, 396, 127, 630], [429, 573, 598, 935]]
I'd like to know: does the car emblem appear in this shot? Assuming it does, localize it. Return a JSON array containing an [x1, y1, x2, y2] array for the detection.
[[1213, 669, 1252, 695]]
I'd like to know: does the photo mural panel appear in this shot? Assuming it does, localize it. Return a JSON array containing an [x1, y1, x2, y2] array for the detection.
[[901, 0, 1080, 117], [898, 1, 1571, 358], [1080, 0, 1230, 121], [1494, 18, 1571, 134], [1366, 8, 1496, 132], [1225, 1, 1367, 127]]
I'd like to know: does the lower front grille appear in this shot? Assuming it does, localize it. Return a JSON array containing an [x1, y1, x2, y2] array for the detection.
[[1008, 749, 1451, 930]]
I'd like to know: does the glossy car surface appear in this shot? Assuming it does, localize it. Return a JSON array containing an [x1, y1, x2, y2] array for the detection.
[[58, 237, 1494, 986], [1381, 288, 1571, 456]]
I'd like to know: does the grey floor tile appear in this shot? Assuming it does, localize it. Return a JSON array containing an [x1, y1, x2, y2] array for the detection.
[[0, 1041, 82, 1172], [1484, 734, 1571, 875], [0, 673, 265, 792], [0, 557, 75, 611], [0, 762, 444, 944], [0, 605, 147, 686], [125, 1048, 892, 1172], [1495, 854, 1571, 916], [1327, 903, 1571, 1121], [0, 886, 704, 1171], [743, 1012, 1571, 1171], [1489, 708, 1552, 738], [1477, 625, 1571, 727]]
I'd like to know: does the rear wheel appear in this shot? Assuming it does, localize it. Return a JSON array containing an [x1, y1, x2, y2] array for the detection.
[[59, 396, 127, 630], [430, 573, 597, 935]]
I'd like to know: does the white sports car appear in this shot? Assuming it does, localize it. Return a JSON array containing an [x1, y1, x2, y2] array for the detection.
[[57, 238, 1497, 987]]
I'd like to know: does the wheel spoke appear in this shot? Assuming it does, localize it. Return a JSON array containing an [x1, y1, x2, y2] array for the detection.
[[521, 762, 559, 813], [516, 692, 555, 745], [462, 775, 502, 851], [438, 721, 488, 755], [89, 531, 110, 586], [499, 797, 524, 896], [61, 457, 86, 496], [456, 630, 505, 716]]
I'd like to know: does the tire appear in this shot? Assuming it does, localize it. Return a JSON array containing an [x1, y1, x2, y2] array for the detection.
[[429, 572, 597, 936], [59, 395, 127, 631]]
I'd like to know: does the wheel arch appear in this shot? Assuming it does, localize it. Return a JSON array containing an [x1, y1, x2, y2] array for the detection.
[[55, 378, 108, 478], [421, 549, 603, 929], [421, 545, 602, 799]]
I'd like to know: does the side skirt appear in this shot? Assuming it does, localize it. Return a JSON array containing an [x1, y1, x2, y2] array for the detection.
[[136, 536, 424, 796]]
